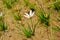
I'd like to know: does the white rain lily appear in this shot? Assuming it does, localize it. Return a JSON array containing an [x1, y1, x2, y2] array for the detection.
[[24, 10, 34, 18], [0, 12, 3, 16]]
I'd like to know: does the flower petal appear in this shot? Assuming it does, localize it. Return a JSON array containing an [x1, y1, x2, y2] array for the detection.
[[30, 12, 34, 17], [0, 12, 3, 16], [24, 15, 30, 18], [25, 13, 29, 17], [30, 10, 33, 16]]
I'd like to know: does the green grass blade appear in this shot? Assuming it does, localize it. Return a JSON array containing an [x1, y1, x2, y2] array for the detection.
[[3, 1, 12, 9], [12, 13, 21, 21]]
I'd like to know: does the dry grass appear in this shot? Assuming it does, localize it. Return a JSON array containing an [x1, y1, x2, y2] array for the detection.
[[0, 0, 60, 40]]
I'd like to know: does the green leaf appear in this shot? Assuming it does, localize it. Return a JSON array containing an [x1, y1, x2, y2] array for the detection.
[[36, 10, 50, 26], [3, 1, 12, 9], [17, 25, 32, 38], [53, 2, 60, 11], [13, 13, 21, 21], [52, 27, 60, 31], [0, 21, 5, 31], [27, 23, 32, 34], [10, 0, 16, 4], [24, 0, 30, 6]]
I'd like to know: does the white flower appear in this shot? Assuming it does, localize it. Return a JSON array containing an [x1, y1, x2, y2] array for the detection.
[[24, 10, 34, 18], [0, 12, 3, 16]]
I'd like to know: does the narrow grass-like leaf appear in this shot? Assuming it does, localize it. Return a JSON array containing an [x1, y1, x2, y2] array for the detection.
[[17, 24, 32, 38], [36, 10, 50, 26], [32, 21, 39, 35], [27, 24, 32, 34], [52, 26, 60, 31], [46, 0, 50, 2], [3, 1, 12, 9], [10, 0, 16, 4], [24, 0, 30, 6], [12, 13, 21, 21], [49, 25, 60, 32], [0, 21, 5, 31], [16, 19, 37, 38], [24, 0, 36, 10], [53, 2, 60, 11], [0, 16, 7, 31]]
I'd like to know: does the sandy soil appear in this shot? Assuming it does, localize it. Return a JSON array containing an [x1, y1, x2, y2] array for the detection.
[[0, 0, 60, 40]]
